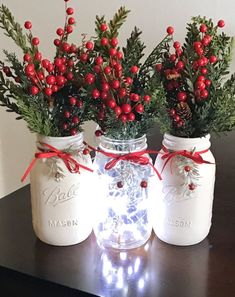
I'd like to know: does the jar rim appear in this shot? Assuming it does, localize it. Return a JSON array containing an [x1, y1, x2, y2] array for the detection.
[[37, 132, 83, 142], [164, 133, 210, 142], [100, 134, 146, 143]]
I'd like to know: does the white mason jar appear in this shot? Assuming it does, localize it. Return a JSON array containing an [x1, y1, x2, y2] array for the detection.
[[30, 133, 93, 246], [153, 133, 216, 246], [93, 135, 153, 249]]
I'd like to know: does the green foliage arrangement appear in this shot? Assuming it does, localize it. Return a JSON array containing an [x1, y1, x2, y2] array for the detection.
[[72, 7, 171, 140], [0, 2, 90, 137], [152, 17, 235, 138]]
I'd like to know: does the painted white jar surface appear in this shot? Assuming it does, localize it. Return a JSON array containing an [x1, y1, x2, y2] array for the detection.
[[30, 133, 93, 246], [153, 133, 216, 246]]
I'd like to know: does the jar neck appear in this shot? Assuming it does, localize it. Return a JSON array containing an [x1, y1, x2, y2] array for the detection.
[[163, 133, 211, 151], [99, 135, 147, 153], [37, 133, 84, 151]]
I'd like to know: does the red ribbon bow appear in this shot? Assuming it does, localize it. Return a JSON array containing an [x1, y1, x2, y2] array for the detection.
[[161, 145, 212, 173], [84, 142, 162, 180], [21, 142, 93, 182]]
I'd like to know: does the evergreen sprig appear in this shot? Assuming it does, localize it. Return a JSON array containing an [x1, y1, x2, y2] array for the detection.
[[156, 16, 235, 138], [0, 5, 32, 54]]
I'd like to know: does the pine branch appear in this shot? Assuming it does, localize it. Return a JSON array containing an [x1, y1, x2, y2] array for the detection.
[[108, 6, 130, 38], [122, 27, 146, 77], [0, 5, 32, 54]]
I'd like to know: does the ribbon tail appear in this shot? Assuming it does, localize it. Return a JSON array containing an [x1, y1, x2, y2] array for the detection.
[[21, 158, 37, 182], [149, 163, 162, 180], [78, 163, 93, 173]]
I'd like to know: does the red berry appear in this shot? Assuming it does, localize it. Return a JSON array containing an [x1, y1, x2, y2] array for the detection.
[[32, 37, 40, 46], [130, 93, 140, 102], [72, 116, 80, 124], [122, 103, 132, 114], [143, 95, 151, 103], [101, 91, 108, 100], [95, 56, 103, 65], [66, 72, 73, 80], [177, 91, 187, 102], [204, 35, 212, 43], [62, 42, 70, 52], [107, 99, 117, 109], [111, 80, 120, 90], [44, 87, 53, 96], [140, 181, 148, 188], [69, 97, 77, 105], [119, 114, 127, 123], [46, 75, 56, 85], [173, 41, 181, 49], [86, 41, 94, 50], [189, 183, 196, 191], [101, 37, 109, 46], [3, 66, 11, 74], [104, 66, 111, 75], [130, 65, 139, 74], [101, 83, 109, 92], [66, 7, 74, 15], [205, 79, 211, 87], [119, 88, 126, 98], [62, 123, 68, 130], [197, 75, 205, 82], [166, 26, 174, 35], [200, 89, 209, 99], [56, 75, 66, 86], [174, 115, 180, 122], [51, 85, 58, 93], [169, 54, 176, 62], [209, 55, 217, 64], [176, 61, 184, 70], [80, 53, 88, 62], [68, 17, 75, 25], [67, 59, 74, 68], [114, 106, 122, 116], [201, 67, 208, 75], [127, 112, 135, 121], [125, 77, 133, 85], [76, 100, 83, 108], [116, 51, 123, 60], [70, 129, 77, 136], [25, 64, 35, 76], [196, 47, 204, 56], [23, 53, 31, 62], [54, 39, 60, 46], [169, 109, 176, 116], [58, 64, 66, 73], [155, 63, 162, 72], [217, 19, 225, 28], [42, 59, 50, 68], [201, 37, 210, 46], [83, 148, 90, 155], [135, 104, 144, 114], [110, 38, 118, 47], [85, 73, 95, 85], [184, 165, 191, 172], [95, 130, 103, 137], [24, 21, 32, 30], [177, 120, 185, 128], [200, 24, 207, 33], [30, 86, 39, 95], [64, 110, 71, 118], [193, 41, 202, 50], [100, 23, 108, 32], [92, 89, 100, 99], [109, 48, 117, 56], [69, 44, 77, 53], [56, 28, 64, 36], [117, 181, 124, 188], [196, 81, 206, 90], [66, 25, 73, 34]]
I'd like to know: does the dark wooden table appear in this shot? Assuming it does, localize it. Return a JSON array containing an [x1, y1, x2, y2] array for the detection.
[[0, 130, 235, 297]]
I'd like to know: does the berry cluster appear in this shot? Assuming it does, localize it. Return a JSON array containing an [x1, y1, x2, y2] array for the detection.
[[22, 2, 76, 99], [157, 19, 226, 131], [77, 24, 152, 135]]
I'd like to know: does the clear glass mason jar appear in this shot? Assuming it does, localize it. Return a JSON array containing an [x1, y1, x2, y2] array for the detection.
[[153, 133, 216, 246], [30, 133, 93, 246], [92, 135, 153, 249]]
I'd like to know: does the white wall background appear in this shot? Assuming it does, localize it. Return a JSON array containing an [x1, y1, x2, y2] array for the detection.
[[0, 0, 235, 198]]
